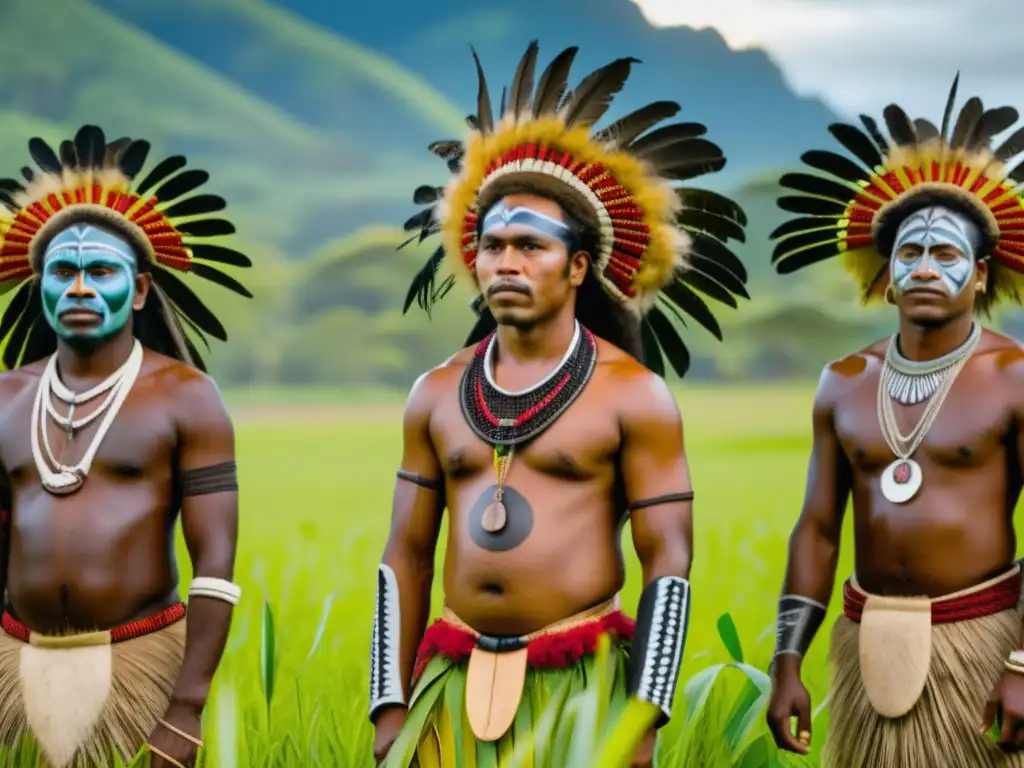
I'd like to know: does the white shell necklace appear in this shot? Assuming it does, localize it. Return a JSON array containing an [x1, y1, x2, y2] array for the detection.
[[31, 339, 144, 495]]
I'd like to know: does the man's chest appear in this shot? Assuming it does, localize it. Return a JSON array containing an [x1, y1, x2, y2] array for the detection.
[[432, 387, 621, 480], [0, 397, 177, 485], [834, 372, 1012, 467]]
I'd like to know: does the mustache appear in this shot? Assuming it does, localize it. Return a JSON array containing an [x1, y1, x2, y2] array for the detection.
[[902, 281, 949, 296], [487, 281, 532, 297]]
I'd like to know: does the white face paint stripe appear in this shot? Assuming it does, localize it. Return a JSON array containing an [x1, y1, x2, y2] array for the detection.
[[890, 206, 980, 298], [482, 204, 572, 232], [44, 225, 136, 268]]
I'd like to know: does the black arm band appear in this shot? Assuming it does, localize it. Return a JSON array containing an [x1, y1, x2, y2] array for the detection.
[[773, 594, 827, 660], [626, 575, 690, 726], [180, 461, 238, 497], [627, 491, 694, 512], [396, 469, 441, 491], [369, 564, 406, 721]]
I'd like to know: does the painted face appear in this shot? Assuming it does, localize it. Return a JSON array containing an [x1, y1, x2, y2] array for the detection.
[[41, 224, 138, 343], [890, 206, 982, 298]]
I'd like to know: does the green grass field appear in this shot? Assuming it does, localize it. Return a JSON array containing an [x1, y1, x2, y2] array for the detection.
[[160, 384, 841, 768], [1, 384, 862, 767]]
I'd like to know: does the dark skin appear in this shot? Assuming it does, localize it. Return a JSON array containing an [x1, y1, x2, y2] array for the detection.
[[0, 262, 238, 768], [373, 194, 693, 767], [768, 247, 1024, 754]]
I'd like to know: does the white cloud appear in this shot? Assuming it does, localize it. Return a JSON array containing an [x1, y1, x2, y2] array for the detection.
[[631, 0, 1022, 126]]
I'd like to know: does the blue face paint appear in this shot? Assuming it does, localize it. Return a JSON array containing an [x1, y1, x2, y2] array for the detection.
[[41, 224, 138, 344], [890, 206, 982, 298], [481, 202, 575, 250]]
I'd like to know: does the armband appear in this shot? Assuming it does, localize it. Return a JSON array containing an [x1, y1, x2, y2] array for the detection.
[[370, 563, 405, 721], [180, 461, 238, 497], [188, 577, 242, 606], [627, 491, 694, 512], [396, 469, 441, 491], [626, 575, 690, 725], [773, 594, 826, 660]]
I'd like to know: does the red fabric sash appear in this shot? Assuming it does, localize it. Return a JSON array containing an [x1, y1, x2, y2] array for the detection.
[[412, 610, 635, 685], [1, 601, 186, 644], [843, 571, 1022, 624]]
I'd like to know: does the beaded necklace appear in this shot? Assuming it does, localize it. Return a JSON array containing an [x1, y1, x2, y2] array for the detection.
[[459, 321, 597, 532]]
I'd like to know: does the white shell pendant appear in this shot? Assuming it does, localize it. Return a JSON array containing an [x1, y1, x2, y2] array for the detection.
[[880, 458, 923, 504]]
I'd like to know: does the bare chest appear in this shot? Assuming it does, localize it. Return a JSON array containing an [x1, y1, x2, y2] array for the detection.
[[0, 389, 177, 492], [432, 383, 620, 481], [834, 369, 1011, 471]]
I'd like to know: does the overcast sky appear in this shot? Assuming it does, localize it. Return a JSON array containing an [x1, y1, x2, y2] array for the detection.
[[632, 0, 1020, 123]]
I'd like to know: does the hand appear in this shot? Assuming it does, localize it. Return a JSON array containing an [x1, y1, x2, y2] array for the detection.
[[766, 654, 812, 755], [630, 727, 657, 767], [373, 705, 408, 764], [145, 701, 203, 768], [983, 668, 1024, 751]]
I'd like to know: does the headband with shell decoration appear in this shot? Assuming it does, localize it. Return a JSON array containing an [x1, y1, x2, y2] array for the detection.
[[398, 40, 751, 378], [771, 74, 1024, 311], [0, 124, 254, 370]]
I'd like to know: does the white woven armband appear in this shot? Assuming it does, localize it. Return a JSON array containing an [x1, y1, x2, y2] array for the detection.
[[189, 577, 242, 606]]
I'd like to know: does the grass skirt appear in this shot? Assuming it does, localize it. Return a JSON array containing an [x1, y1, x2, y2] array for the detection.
[[382, 639, 631, 768], [828, 603, 1024, 767], [0, 618, 186, 768]]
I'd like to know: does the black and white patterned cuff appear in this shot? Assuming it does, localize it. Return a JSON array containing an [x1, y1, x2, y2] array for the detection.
[[627, 575, 690, 725], [773, 594, 826, 661], [369, 564, 405, 720]]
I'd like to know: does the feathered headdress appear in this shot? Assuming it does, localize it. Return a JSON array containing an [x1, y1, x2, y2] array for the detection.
[[0, 124, 253, 370], [399, 40, 750, 377], [771, 74, 1024, 309]]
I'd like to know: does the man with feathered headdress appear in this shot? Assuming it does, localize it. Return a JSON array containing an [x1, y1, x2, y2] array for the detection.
[[0, 125, 254, 767], [765, 75, 1024, 766], [368, 41, 750, 766]]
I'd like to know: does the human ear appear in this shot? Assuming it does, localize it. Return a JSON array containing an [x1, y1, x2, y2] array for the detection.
[[133, 272, 152, 310], [569, 250, 589, 288]]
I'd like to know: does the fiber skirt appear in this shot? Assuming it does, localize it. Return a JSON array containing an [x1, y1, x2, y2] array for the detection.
[[382, 639, 632, 768]]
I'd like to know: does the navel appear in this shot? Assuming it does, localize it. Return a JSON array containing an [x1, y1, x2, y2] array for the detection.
[[957, 445, 972, 458]]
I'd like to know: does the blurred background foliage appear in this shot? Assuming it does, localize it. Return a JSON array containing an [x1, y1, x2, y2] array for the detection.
[[2, 0, 1018, 388]]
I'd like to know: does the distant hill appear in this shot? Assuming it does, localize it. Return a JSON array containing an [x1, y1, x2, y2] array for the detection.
[[89, 0, 839, 191]]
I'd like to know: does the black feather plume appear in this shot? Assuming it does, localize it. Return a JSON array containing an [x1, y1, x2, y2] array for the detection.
[[188, 244, 253, 268], [150, 267, 227, 341], [161, 194, 226, 218], [859, 115, 890, 154], [135, 155, 187, 196], [560, 57, 638, 128], [119, 140, 150, 179], [828, 124, 883, 170], [470, 46, 495, 133], [28, 138, 62, 175], [532, 46, 578, 116], [507, 40, 539, 119], [175, 218, 235, 238], [801, 150, 870, 184], [882, 104, 917, 146], [153, 170, 210, 203], [188, 262, 252, 298], [593, 101, 680, 146]]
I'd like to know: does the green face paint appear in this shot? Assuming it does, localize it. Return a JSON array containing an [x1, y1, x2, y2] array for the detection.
[[41, 223, 138, 346]]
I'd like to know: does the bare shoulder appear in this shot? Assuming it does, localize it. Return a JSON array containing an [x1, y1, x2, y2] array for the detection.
[[817, 338, 887, 406], [0, 361, 45, 430], [983, 328, 1024, 385], [143, 351, 231, 431], [404, 346, 472, 420], [593, 340, 680, 425]]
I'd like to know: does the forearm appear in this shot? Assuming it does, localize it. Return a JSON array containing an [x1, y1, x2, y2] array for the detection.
[[627, 533, 692, 727], [773, 520, 841, 668], [370, 542, 434, 721], [170, 551, 239, 711]]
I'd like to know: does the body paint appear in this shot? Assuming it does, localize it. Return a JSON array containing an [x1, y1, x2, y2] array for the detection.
[[482, 202, 574, 249], [41, 224, 138, 344], [890, 206, 983, 297]]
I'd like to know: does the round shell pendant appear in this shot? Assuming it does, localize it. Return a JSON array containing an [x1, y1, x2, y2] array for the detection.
[[43, 468, 86, 495], [880, 458, 922, 504]]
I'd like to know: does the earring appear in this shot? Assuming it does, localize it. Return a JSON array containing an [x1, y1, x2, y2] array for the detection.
[[975, 281, 986, 293], [884, 286, 895, 305]]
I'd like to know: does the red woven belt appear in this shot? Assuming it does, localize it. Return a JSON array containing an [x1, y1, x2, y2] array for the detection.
[[1, 601, 186, 644], [843, 571, 1022, 624], [412, 610, 635, 685]]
